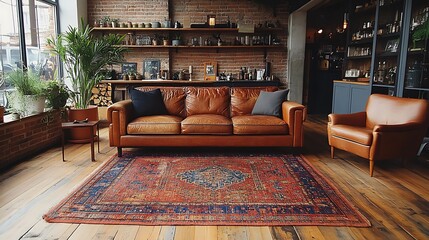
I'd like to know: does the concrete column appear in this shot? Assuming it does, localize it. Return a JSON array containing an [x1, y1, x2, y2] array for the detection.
[[287, 11, 307, 104], [58, 0, 87, 32]]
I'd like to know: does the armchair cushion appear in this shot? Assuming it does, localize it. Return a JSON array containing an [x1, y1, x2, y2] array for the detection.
[[330, 125, 373, 145]]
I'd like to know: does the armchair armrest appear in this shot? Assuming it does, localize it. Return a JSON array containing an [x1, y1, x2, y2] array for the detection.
[[328, 112, 366, 126], [371, 122, 427, 161], [373, 122, 422, 132], [282, 101, 306, 147]]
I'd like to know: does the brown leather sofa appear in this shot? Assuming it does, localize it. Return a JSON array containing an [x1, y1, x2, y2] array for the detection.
[[107, 86, 306, 156], [328, 94, 429, 177]]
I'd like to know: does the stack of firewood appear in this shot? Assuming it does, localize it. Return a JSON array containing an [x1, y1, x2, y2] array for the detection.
[[91, 83, 112, 106]]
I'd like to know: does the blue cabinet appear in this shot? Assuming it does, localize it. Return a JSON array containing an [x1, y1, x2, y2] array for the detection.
[[332, 81, 371, 114]]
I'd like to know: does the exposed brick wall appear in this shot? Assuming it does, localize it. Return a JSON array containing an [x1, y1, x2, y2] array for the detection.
[[87, 0, 289, 84], [0, 111, 62, 170]]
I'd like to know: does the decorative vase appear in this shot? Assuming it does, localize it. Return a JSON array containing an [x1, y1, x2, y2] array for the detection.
[[163, 39, 169, 46], [66, 106, 99, 143]]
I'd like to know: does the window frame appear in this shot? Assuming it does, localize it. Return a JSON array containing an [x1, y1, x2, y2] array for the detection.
[[16, 0, 60, 70]]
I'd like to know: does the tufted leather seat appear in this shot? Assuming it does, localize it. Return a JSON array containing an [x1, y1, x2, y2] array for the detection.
[[328, 94, 429, 177]]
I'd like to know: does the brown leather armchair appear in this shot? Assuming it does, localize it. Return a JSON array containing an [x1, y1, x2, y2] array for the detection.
[[328, 94, 429, 177]]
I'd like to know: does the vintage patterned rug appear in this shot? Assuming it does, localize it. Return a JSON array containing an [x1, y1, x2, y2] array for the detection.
[[44, 152, 370, 226]]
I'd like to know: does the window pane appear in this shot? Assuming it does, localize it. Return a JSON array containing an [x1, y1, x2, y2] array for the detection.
[[0, 0, 21, 106], [22, 0, 58, 81]]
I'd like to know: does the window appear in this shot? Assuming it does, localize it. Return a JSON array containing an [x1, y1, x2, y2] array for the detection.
[[0, 0, 58, 106]]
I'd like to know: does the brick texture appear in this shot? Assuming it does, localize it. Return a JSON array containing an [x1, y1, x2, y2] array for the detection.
[[87, 0, 289, 84], [0, 111, 62, 170]]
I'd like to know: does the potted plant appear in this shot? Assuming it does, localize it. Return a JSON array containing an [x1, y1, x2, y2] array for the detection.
[[172, 34, 181, 46], [0, 105, 4, 123], [412, 19, 429, 50], [6, 68, 47, 117], [152, 34, 162, 45], [45, 80, 69, 109], [128, 70, 136, 80], [99, 16, 111, 27], [48, 19, 126, 142], [111, 18, 119, 28], [162, 36, 170, 46]]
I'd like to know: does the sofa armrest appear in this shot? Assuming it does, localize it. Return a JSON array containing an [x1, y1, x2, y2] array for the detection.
[[328, 112, 366, 126], [282, 101, 306, 147], [107, 100, 134, 140]]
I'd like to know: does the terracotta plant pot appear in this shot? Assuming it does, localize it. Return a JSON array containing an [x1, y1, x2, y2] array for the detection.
[[0, 106, 4, 123], [66, 106, 99, 143]]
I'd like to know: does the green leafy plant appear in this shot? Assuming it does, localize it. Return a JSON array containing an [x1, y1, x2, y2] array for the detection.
[[111, 18, 119, 27], [6, 68, 45, 96], [412, 19, 429, 48], [47, 19, 126, 109], [100, 16, 111, 26], [45, 80, 69, 109]]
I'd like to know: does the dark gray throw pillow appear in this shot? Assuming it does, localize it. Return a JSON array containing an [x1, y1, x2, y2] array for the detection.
[[128, 88, 168, 117], [251, 89, 289, 117]]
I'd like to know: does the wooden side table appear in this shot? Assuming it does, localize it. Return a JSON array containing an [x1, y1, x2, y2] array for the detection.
[[61, 121, 100, 161]]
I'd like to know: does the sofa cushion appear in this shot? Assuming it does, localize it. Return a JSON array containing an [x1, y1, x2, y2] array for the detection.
[[252, 89, 289, 117], [128, 88, 168, 117], [127, 115, 183, 134], [330, 124, 373, 145], [232, 115, 288, 135], [181, 114, 232, 135], [135, 87, 186, 117], [185, 87, 230, 117], [230, 87, 278, 117]]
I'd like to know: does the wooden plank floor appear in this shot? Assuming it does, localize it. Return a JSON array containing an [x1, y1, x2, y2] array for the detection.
[[1, 114, 428, 240]]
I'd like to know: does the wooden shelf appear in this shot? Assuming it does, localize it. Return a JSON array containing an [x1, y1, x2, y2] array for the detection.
[[93, 27, 284, 32], [349, 38, 373, 45], [347, 55, 372, 59], [372, 83, 395, 88], [120, 44, 285, 49]]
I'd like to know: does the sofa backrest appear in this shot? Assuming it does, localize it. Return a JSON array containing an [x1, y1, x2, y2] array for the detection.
[[366, 94, 429, 129], [135, 86, 186, 117], [185, 87, 230, 117], [230, 86, 278, 117], [133, 86, 281, 118]]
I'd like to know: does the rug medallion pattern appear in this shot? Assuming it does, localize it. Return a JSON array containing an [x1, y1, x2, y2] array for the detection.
[[44, 153, 370, 226]]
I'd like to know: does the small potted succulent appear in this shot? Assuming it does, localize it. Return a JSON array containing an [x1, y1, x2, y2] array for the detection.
[[162, 36, 170, 46], [111, 18, 119, 28], [172, 34, 181, 46]]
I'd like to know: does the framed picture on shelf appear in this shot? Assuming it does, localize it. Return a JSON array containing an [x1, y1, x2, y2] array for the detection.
[[121, 62, 137, 74], [143, 59, 160, 79], [385, 39, 399, 53], [204, 61, 217, 81]]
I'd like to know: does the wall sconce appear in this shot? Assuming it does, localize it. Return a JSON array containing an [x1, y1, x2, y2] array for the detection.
[[207, 15, 216, 27]]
